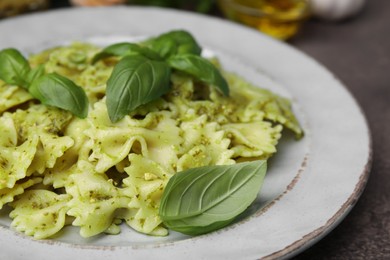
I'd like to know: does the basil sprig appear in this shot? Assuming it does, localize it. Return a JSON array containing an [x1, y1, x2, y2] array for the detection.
[[159, 160, 267, 236], [0, 48, 89, 118], [106, 55, 171, 122], [96, 30, 229, 122]]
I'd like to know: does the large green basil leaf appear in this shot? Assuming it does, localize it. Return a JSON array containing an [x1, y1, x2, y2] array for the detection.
[[167, 54, 229, 96], [106, 54, 171, 122], [159, 160, 267, 235], [92, 42, 161, 63], [0, 48, 30, 88], [29, 73, 89, 118], [143, 30, 202, 59]]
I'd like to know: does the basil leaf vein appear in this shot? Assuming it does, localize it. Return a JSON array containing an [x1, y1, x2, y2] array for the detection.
[[159, 160, 267, 235], [106, 55, 171, 122], [29, 73, 89, 118], [168, 54, 229, 96]]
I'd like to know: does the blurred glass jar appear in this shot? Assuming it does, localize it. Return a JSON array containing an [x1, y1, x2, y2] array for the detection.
[[217, 0, 311, 40], [70, 0, 127, 6], [0, 0, 49, 18]]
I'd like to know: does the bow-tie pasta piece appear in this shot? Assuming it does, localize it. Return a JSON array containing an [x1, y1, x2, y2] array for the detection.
[[0, 114, 17, 147], [86, 100, 182, 173], [0, 135, 38, 189], [11, 105, 72, 141], [39, 133, 75, 170], [138, 112, 183, 172], [166, 73, 225, 123], [42, 119, 92, 188], [10, 190, 70, 239], [0, 178, 41, 210], [7, 105, 74, 176], [122, 154, 172, 236], [177, 115, 234, 171], [66, 161, 134, 237], [85, 126, 148, 173], [27, 132, 74, 175], [223, 73, 303, 138], [0, 82, 33, 114], [222, 122, 282, 159]]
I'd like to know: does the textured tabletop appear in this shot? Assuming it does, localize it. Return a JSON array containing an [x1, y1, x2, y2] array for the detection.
[[291, 0, 390, 258]]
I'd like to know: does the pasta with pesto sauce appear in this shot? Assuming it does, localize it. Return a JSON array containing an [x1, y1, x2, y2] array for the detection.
[[0, 42, 302, 239]]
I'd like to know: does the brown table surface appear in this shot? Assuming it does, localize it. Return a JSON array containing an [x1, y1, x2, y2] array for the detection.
[[3, 0, 390, 259]]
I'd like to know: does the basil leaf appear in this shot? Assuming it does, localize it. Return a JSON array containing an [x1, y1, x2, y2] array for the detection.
[[29, 73, 89, 118], [106, 54, 171, 122], [26, 64, 45, 85], [0, 48, 30, 88], [143, 30, 202, 59], [145, 37, 176, 60], [167, 54, 229, 96], [159, 160, 267, 235], [92, 42, 161, 63]]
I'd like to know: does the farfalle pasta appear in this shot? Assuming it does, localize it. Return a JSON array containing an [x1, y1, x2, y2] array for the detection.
[[0, 42, 302, 239]]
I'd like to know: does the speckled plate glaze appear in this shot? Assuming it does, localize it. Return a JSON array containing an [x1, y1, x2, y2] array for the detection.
[[0, 6, 371, 260]]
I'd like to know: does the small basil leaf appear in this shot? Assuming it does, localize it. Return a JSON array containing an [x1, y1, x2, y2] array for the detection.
[[143, 30, 202, 59], [29, 73, 89, 118], [26, 64, 45, 85], [106, 54, 171, 122], [92, 42, 161, 63], [159, 160, 267, 235], [146, 38, 177, 60], [167, 54, 229, 96], [0, 48, 30, 88]]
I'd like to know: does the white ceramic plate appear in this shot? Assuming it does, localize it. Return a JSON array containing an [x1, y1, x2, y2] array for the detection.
[[0, 6, 371, 260]]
